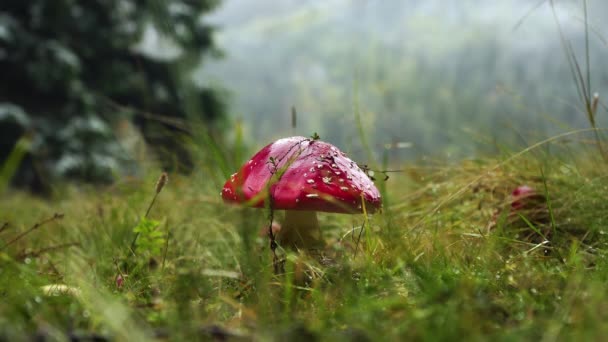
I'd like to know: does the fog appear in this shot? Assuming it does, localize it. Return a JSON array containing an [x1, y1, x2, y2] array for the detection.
[[198, 0, 608, 161]]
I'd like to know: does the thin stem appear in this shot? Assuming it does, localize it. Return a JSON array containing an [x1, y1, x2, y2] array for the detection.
[[129, 190, 159, 256]]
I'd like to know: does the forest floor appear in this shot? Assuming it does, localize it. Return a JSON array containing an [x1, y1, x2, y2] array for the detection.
[[2, 137, 608, 341]]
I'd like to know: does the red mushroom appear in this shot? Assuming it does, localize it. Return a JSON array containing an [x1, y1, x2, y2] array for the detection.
[[510, 185, 549, 229], [511, 185, 546, 211], [511, 185, 535, 210], [222, 136, 381, 250]]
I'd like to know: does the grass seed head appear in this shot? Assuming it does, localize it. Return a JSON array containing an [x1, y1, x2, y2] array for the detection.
[[155, 172, 168, 194]]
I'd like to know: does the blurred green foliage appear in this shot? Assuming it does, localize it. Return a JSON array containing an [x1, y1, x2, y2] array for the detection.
[[133, 217, 164, 256], [0, 0, 225, 192]]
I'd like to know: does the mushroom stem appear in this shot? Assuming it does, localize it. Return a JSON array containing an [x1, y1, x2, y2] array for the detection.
[[278, 210, 324, 250]]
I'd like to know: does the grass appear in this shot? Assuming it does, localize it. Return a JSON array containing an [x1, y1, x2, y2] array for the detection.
[[2, 3, 607, 339], [2, 133, 608, 341]]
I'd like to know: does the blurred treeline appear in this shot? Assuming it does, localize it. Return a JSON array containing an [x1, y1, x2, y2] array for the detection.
[[3, 0, 608, 192], [0, 0, 225, 192], [199, 0, 608, 161]]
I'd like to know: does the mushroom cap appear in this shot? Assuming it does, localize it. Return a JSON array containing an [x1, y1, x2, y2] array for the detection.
[[511, 185, 545, 210], [222, 136, 382, 213]]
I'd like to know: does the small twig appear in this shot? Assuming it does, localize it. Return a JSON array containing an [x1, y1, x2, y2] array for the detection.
[[291, 106, 297, 135], [1, 213, 64, 251], [18, 242, 80, 259], [0, 222, 9, 234]]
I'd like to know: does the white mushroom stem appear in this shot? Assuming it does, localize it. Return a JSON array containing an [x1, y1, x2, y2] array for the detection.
[[278, 210, 324, 250]]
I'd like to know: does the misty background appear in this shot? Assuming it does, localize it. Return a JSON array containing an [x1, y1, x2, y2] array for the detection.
[[2, 0, 608, 192], [197, 0, 608, 162]]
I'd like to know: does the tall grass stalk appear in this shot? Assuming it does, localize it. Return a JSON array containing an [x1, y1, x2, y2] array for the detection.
[[550, 0, 607, 162]]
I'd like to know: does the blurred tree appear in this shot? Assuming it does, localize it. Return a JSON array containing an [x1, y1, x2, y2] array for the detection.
[[0, 0, 225, 192]]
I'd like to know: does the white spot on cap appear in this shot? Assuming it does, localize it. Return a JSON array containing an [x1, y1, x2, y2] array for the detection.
[[309, 167, 315, 172], [306, 194, 319, 198], [316, 164, 323, 169], [335, 171, 341, 176], [340, 186, 349, 191], [339, 179, 344, 183], [307, 179, 315, 184], [331, 163, 337, 168], [322, 177, 332, 184]]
